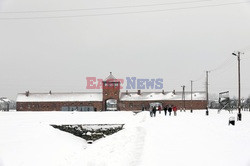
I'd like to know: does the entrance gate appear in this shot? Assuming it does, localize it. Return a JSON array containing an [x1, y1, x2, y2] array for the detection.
[[106, 99, 117, 111]]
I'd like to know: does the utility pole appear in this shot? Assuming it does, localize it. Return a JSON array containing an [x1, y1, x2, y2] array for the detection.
[[232, 51, 243, 121], [181, 85, 186, 111], [191, 80, 193, 113], [206, 71, 209, 116]]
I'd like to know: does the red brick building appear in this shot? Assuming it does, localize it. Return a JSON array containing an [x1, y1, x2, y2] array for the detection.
[[16, 73, 207, 111]]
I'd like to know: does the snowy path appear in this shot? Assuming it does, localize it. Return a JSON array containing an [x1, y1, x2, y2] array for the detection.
[[75, 112, 147, 166]]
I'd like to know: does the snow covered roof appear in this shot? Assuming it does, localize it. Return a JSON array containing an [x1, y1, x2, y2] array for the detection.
[[104, 72, 119, 82], [0, 98, 11, 103], [16, 92, 103, 102], [16, 91, 206, 102], [120, 91, 206, 101]]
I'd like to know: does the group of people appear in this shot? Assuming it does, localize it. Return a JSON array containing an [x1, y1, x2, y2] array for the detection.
[[149, 105, 177, 117]]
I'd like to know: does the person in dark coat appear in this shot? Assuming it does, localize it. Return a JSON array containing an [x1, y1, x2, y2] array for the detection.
[[164, 105, 168, 116], [168, 105, 172, 116], [153, 106, 157, 117]]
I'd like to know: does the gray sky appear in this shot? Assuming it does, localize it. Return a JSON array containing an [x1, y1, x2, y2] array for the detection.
[[0, 0, 250, 100]]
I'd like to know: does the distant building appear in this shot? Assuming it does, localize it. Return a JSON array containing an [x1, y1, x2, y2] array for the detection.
[[16, 73, 207, 111]]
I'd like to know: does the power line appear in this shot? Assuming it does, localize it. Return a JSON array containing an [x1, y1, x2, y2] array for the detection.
[[193, 56, 236, 91], [209, 57, 234, 72], [0, 1, 249, 20], [0, 0, 211, 14], [193, 72, 204, 82], [239, 45, 250, 52], [210, 62, 235, 79], [242, 57, 250, 60]]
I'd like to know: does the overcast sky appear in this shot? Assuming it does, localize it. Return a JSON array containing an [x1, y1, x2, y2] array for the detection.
[[0, 0, 250, 100]]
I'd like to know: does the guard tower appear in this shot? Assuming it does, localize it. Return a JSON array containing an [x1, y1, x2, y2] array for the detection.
[[102, 72, 120, 111]]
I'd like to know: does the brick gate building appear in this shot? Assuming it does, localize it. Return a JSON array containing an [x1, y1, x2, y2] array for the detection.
[[16, 73, 207, 111]]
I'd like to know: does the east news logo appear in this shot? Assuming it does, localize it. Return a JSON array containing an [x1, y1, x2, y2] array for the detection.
[[86, 77, 163, 90]]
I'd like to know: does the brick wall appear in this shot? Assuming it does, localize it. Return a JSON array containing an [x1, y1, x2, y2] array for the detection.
[[119, 100, 207, 111], [16, 100, 207, 111], [16, 101, 103, 111]]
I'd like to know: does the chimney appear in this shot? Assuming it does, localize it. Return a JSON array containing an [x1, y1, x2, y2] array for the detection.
[[162, 90, 165, 94], [137, 90, 141, 95], [25, 91, 29, 97], [49, 90, 52, 95], [126, 90, 129, 95]]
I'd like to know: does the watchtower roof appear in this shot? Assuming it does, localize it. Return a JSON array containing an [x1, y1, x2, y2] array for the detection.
[[104, 72, 119, 82]]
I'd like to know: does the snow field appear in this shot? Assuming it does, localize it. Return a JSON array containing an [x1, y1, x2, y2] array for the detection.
[[0, 110, 250, 166]]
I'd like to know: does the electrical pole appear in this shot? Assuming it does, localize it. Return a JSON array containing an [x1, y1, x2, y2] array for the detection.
[[232, 51, 243, 121], [181, 85, 186, 111], [206, 71, 209, 115], [191, 80, 193, 113]]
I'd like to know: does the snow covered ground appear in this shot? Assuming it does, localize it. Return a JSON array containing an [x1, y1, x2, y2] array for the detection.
[[0, 110, 250, 166]]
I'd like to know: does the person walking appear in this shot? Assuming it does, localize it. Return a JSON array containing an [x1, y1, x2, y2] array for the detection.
[[168, 105, 172, 116], [164, 105, 168, 116], [173, 106, 177, 116], [158, 105, 162, 114], [153, 106, 157, 117], [150, 106, 153, 117]]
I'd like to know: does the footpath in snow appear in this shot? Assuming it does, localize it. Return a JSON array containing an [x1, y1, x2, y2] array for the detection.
[[0, 110, 250, 166]]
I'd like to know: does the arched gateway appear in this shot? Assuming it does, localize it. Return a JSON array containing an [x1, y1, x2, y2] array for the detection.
[[106, 99, 118, 111]]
